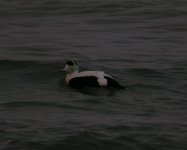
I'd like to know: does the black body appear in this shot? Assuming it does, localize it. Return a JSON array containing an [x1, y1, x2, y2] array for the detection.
[[68, 76, 124, 89]]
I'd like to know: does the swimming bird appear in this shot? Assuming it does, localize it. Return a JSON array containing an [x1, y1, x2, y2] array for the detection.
[[63, 60, 124, 89]]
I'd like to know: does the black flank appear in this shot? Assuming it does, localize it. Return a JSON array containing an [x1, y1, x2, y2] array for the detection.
[[69, 76, 99, 88]]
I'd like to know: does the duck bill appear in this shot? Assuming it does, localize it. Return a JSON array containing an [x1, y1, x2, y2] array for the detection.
[[62, 65, 68, 72]]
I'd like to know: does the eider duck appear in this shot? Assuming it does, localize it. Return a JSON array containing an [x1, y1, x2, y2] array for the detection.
[[63, 60, 124, 89]]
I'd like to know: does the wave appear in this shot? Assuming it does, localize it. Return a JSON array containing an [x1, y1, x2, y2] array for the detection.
[[128, 83, 163, 90], [0, 101, 78, 110], [0, 59, 39, 67], [40, 128, 144, 150], [0, 59, 62, 73], [2, 123, 185, 150], [2, 140, 43, 150], [0, 59, 63, 84], [0, 0, 186, 17], [0, 101, 62, 107], [0, 101, 105, 113], [126, 68, 167, 78], [0, 59, 61, 67]]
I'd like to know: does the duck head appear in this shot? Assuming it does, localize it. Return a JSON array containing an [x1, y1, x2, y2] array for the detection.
[[63, 60, 79, 74]]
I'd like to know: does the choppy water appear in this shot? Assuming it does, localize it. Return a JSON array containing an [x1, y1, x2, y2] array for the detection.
[[0, 0, 187, 149]]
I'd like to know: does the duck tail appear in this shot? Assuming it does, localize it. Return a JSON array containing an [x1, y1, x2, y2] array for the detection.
[[105, 76, 125, 89]]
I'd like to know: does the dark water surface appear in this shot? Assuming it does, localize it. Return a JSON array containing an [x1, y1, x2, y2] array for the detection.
[[0, 0, 187, 149]]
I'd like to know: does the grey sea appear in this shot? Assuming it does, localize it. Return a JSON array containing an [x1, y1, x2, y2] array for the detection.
[[0, 0, 187, 149]]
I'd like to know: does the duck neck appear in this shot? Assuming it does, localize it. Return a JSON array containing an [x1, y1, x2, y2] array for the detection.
[[65, 69, 79, 84], [67, 67, 79, 75]]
